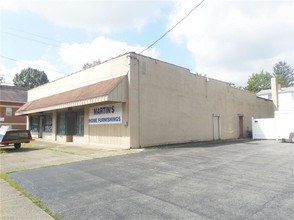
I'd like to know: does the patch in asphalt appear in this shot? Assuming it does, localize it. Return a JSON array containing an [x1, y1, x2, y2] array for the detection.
[[9, 141, 294, 220]]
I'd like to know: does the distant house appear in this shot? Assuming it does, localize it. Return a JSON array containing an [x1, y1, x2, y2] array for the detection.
[[0, 85, 28, 129], [257, 86, 294, 111]]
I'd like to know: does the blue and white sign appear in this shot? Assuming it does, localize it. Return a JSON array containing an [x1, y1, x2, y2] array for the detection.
[[89, 103, 122, 125]]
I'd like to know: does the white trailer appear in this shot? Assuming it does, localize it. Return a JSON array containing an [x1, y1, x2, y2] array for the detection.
[[252, 111, 294, 142], [275, 111, 294, 142]]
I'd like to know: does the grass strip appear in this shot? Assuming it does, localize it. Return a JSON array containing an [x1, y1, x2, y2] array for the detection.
[[19, 143, 79, 156], [44, 147, 78, 155], [0, 148, 7, 154], [0, 173, 62, 220]]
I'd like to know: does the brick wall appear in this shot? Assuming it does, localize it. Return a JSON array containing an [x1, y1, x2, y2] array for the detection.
[[0, 101, 27, 129]]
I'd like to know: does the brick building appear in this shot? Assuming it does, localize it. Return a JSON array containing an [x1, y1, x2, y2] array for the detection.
[[0, 85, 28, 129]]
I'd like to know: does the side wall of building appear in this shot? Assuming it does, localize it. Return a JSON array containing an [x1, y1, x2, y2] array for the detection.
[[279, 92, 294, 111], [129, 54, 274, 147]]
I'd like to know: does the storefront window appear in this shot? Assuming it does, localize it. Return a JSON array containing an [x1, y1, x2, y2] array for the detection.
[[30, 116, 39, 132], [74, 110, 84, 135], [44, 114, 53, 132], [57, 112, 66, 135], [57, 110, 84, 136], [30, 114, 53, 133]]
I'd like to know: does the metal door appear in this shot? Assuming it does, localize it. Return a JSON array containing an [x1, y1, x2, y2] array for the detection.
[[239, 115, 244, 138], [213, 115, 220, 140]]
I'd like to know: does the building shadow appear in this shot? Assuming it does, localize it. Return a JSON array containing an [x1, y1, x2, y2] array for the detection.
[[146, 139, 259, 150]]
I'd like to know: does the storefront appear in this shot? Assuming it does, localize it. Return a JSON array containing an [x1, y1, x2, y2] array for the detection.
[[17, 74, 129, 147]]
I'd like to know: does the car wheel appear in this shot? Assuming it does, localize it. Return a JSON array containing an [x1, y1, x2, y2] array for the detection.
[[14, 143, 21, 149]]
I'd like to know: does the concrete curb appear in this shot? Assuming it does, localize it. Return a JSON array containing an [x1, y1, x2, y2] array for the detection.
[[0, 178, 54, 220]]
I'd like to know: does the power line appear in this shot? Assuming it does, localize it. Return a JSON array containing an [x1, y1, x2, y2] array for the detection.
[[1, 30, 62, 49], [0, 29, 100, 75], [2, 25, 63, 44], [0, 55, 68, 75], [140, 0, 206, 54], [0, 56, 115, 88], [0, 30, 99, 58]]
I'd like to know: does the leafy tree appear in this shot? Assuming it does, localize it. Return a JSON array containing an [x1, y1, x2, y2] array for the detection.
[[273, 61, 294, 87], [13, 68, 49, 89], [83, 59, 101, 70], [245, 61, 294, 93], [0, 76, 5, 83], [245, 70, 272, 93]]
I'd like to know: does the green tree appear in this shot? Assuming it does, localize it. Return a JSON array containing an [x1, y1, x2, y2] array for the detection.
[[13, 68, 49, 89], [273, 61, 294, 87], [245, 70, 272, 93]]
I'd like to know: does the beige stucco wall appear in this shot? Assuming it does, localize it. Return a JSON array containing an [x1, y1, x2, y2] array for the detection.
[[128, 53, 274, 148], [86, 102, 130, 147]]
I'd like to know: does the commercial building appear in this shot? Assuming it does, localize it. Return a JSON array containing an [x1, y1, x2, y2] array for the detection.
[[0, 85, 28, 129], [16, 53, 274, 148]]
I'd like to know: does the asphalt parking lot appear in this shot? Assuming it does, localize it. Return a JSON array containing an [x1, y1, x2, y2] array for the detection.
[[0, 140, 139, 173], [6, 140, 294, 220], [0, 140, 141, 219]]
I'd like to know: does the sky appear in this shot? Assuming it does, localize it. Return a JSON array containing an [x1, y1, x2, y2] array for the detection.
[[0, 0, 293, 87]]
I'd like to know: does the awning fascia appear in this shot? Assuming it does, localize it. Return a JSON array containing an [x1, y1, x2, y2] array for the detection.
[[16, 95, 110, 115]]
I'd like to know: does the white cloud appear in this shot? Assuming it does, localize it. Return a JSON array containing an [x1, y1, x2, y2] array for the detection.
[[0, 60, 64, 85], [0, 0, 173, 34], [168, 0, 294, 86], [59, 36, 159, 70]]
